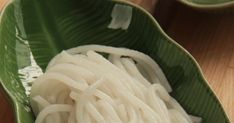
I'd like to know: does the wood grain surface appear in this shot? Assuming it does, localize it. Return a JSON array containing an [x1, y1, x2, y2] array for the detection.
[[160, 2, 234, 122], [0, 0, 233, 123]]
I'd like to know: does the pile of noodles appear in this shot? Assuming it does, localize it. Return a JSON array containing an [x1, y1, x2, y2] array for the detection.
[[30, 45, 201, 123]]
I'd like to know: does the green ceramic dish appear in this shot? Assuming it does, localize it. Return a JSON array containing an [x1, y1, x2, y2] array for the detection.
[[0, 0, 231, 123], [178, 0, 234, 9]]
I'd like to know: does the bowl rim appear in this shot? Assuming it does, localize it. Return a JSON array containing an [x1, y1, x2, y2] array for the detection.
[[177, 0, 234, 10], [0, 0, 231, 122]]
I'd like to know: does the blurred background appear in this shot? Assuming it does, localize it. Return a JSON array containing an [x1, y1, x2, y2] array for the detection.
[[0, 0, 233, 122]]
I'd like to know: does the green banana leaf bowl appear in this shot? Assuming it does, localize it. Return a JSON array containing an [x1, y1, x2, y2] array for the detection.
[[0, 0, 231, 123]]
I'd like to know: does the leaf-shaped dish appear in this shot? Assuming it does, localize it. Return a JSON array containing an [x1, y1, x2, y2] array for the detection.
[[178, 0, 234, 9], [0, 0, 231, 123]]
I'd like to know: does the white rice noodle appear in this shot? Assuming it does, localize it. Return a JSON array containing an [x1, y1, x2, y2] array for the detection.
[[65, 45, 172, 92], [35, 104, 72, 123], [121, 58, 151, 87], [30, 45, 199, 123], [189, 115, 202, 123], [169, 109, 189, 123], [167, 98, 193, 123], [108, 4, 132, 30], [108, 55, 126, 71]]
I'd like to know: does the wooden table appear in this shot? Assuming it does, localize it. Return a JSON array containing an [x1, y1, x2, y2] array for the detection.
[[155, 1, 234, 122], [0, 0, 233, 122]]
